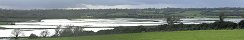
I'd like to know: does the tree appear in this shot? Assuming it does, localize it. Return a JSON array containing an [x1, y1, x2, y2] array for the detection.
[[29, 33, 38, 39], [219, 12, 225, 22], [11, 29, 22, 39], [238, 20, 244, 28], [163, 9, 181, 25], [52, 25, 61, 37], [73, 26, 83, 36], [166, 16, 174, 25], [213, 10, 231, 22], [60, 26, 73, 37], [166, 16, 180, 25], [40, 30, 50, 37]]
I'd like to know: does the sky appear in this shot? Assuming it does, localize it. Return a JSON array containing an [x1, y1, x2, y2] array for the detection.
[[0, 0, 243, 9]]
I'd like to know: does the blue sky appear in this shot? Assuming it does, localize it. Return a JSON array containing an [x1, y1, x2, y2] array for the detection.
[[0, 0, 243, 9]]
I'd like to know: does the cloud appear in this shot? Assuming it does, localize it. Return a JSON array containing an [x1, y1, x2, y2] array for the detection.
[[73, 4, 174, 9], [0, 0, 81, 9], [0, 0, 242, 9]]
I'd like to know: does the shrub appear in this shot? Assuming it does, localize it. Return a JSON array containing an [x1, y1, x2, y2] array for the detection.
[[29, 33, 38, 39]]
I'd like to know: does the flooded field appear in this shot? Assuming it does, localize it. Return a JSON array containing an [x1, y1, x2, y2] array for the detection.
[[0, 18, 243, 37]]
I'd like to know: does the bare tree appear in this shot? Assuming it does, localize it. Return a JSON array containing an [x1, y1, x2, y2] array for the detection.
[[11, 29, 22, 39], [166, 16, 180, 25], [73, 26, 84, 36], [40, 30, 50, 37], [52, 25, 61, 37], [214, 10, 231, 22], [166, 16, 174, 25], [219, 12, 225, 22]]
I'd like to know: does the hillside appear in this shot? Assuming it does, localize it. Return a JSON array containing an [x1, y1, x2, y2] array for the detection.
[[1, 8, 244, 22], [1, 8, 244, 18]]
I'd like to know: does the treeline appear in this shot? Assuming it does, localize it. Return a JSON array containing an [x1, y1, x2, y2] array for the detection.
[[1, 7, 244, 19], [50, 20, 244, 37]]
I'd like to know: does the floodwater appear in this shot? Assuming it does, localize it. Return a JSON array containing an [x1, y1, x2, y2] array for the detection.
[[0, 18, 243, 37]]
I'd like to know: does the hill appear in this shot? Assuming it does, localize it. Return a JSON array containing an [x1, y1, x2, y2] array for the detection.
[[1, 8, 244, 22]]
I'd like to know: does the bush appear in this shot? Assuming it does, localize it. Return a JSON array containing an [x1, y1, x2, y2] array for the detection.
[[29, 33, 38, 39], [211, 21, 237, 29], [238, 20, 244, 28]]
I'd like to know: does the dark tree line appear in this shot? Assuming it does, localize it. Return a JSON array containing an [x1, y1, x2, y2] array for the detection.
[[46, 20, 244, 37]]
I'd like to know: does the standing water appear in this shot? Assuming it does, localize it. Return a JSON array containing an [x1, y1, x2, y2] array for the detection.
[[0, 18, 243, 37]]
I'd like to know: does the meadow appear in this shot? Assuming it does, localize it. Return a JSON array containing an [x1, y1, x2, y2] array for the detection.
[[32, 30, 244, 40]]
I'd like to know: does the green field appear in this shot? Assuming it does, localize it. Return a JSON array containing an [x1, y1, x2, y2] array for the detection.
[[32, 30, 244, 40]]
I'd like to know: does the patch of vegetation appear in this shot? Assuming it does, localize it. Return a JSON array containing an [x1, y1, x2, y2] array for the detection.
[[0, 22, 10, 25], [172, 11, 204, 18], [206, 16, 243, 18], [0, 27, 4, 28]]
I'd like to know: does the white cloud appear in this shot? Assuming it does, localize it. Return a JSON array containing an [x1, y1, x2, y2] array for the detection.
[[67, 4, 175, 9], [0, 0, 243, 9]]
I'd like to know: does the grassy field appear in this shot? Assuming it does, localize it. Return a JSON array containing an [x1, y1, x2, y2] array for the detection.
[[31, 30, 244, 40]]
